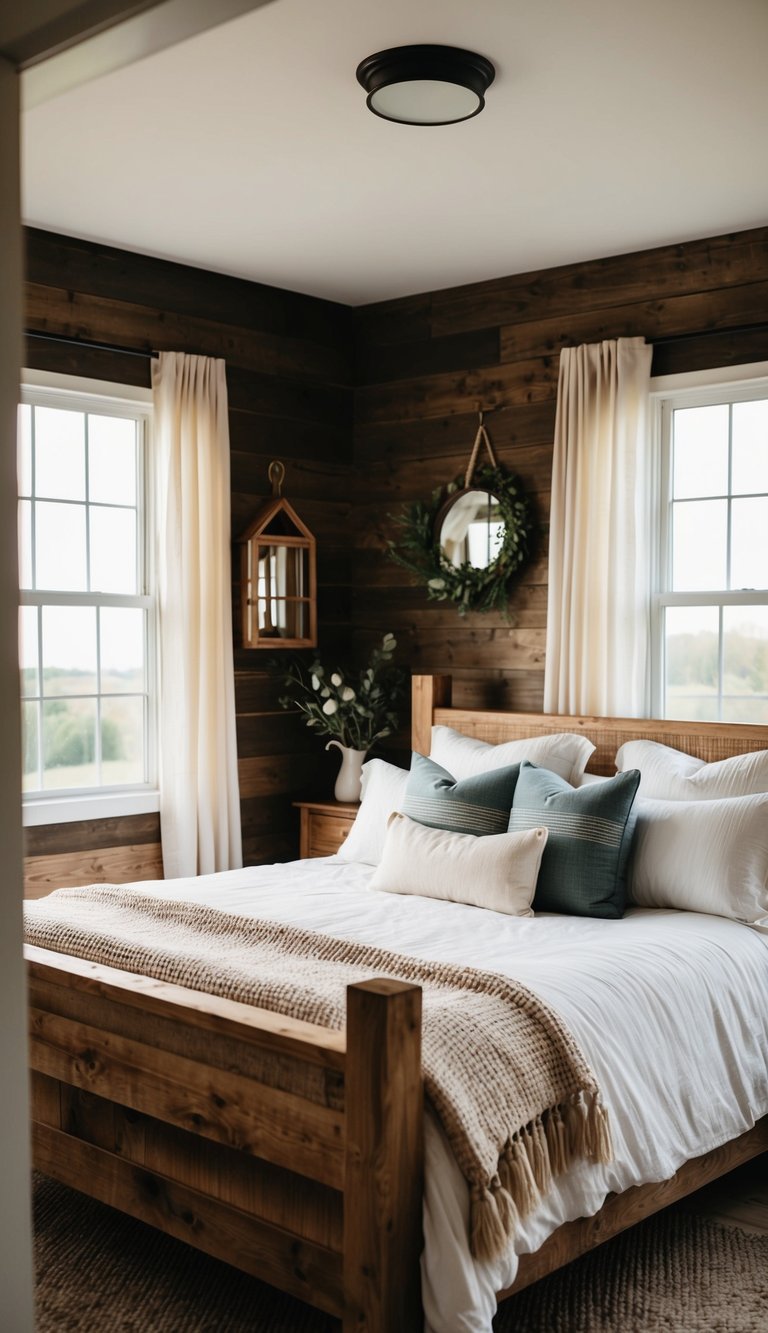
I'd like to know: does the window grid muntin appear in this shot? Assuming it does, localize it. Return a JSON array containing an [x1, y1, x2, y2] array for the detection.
[[84, 411, 92, 593], [656, 379, 768, 721], [20, 407, 140, 598], [19, 391, 154, 801], [726, 404, 733, 590], [717, 604, 724, 718], [20, 591, 152, 794]]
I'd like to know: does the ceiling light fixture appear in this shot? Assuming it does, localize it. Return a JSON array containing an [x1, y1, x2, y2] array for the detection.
[[356, 44, 495, 126]]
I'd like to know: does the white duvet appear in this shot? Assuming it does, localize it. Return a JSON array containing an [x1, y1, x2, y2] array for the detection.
[[132, 856, 768, 1333]]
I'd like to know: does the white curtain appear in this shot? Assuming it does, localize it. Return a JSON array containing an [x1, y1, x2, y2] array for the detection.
[[152, 352, 242, 877], [543, 337, 653, 717]]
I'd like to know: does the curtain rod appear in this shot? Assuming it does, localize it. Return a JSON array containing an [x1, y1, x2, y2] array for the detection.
[[25, 330, 154, 360], [25, 322, 768, 360], [652, 322, 768, 347]]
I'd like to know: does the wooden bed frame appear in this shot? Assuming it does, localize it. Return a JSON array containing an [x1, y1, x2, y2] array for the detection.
[[26, 673, 768, 1332]]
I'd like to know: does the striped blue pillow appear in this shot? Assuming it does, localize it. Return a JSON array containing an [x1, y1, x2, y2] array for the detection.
[[509, 761, 640, 918], [403, 752, 520, 837]]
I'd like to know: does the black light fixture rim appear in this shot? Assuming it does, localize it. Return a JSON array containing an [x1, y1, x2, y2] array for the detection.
[[363, 91, 487, 125], [356, 43, 495, 112]]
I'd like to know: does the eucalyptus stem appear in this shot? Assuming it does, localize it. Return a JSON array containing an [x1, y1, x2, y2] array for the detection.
[[275, 634, 404, 752]]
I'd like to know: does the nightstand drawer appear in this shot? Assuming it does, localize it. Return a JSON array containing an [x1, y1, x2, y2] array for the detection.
[[307, 811, 353, 857], [294, 801, 358, 859]]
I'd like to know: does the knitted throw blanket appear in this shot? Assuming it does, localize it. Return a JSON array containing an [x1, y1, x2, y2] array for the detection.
[[24, 886, 612, 1261]]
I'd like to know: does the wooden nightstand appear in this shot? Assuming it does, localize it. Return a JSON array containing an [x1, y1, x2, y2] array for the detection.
[[293, 799, 358, 858]]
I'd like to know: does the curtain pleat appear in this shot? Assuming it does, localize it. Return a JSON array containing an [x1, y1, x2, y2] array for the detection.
[[544, 337, 654, 717], [152, 352, 242, 877]]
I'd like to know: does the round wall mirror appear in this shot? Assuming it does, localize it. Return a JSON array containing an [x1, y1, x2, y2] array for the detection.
[[387, 463, 534, 616], [437, 489, 504, 569]]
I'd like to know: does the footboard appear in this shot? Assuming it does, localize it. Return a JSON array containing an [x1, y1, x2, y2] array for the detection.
[[26, 946, 424, 1333]]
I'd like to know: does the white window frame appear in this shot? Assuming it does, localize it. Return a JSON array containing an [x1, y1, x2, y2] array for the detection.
[[19, 369, 159, 826], [650, 360, 768, 720]]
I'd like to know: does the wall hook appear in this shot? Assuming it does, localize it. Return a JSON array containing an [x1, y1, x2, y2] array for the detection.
[[268, 459, 285, 497]]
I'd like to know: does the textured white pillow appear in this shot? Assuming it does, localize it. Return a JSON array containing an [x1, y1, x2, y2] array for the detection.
[[336, 758, 409, 865], [370, 812, 548, 915], [629, 793, 768, 929], [616, 739, 768, 800], [430, 725, 595, 786]]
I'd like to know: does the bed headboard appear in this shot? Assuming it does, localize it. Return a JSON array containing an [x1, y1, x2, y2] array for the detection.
[[411, 675, 768, 775]]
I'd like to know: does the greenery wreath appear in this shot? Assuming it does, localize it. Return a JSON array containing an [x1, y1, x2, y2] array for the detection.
[[387, 463, 535, 616]]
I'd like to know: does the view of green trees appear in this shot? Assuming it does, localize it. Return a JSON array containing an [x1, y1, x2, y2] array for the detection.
[[667, 626, 768, 694], [666, 623, 768, 721], [21, 666, 144, 788], [22, 699, 124, 773]]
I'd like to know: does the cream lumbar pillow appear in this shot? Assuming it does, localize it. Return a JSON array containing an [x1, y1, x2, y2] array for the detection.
[[616, 739, 768, 801], [370, 812, 548, 916], [430, 724, 595, 786]]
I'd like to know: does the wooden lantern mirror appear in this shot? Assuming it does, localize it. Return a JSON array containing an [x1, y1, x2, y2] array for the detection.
[[239, 461, 317, 649]]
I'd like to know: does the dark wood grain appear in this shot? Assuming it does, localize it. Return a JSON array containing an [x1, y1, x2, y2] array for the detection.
[[24, 812, 160, 857], [500, 279, 768, 364], [352, 292, 432, 347], [355, 401, 556, 463], [228, 408, 351, 464], [651, 327, 768, 376], [357, 354, 559, 424], [353, 226, 768, 720], [24, 229, 353, 872], [355, 324, 499, 384], [24, 334, 151, 387], [429, 228, 768, 334], [25, 228, 354, 349], [23, 222, 768, 875], [25, 282, 351, 384]]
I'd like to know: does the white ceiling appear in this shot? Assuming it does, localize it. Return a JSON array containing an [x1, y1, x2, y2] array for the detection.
[[21, 0, 768, 306]]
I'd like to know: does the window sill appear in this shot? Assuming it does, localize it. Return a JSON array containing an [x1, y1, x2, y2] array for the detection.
[[22, 788, 160, 827]]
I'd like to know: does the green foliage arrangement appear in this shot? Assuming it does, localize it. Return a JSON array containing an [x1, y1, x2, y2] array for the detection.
[[22, 698, 124, 774], [387, 464, 535, 616], [276, 633, 404, 750]]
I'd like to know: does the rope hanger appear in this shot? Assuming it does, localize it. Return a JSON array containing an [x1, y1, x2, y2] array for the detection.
[[464, 406, 498, 488]]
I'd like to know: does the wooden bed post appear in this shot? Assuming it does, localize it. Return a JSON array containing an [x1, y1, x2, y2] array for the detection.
[[412, 674, 452, 758], [343, 979, 424, 1333]]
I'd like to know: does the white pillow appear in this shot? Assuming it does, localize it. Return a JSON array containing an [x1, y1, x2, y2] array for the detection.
[[616, 739, 768, 800], [337, 758, 409, 865], [370, 812, 547, 916], [430, 725, 595, 786], [629, 793, 768, 930]]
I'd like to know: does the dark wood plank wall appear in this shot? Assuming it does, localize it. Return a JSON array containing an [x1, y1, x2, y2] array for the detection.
[[21, 223, 768, 884], [352, 226, 768, 717], [22, 228, 354, 887]]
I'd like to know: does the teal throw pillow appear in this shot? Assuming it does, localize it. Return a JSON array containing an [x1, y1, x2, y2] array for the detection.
[[403, 752, 520, 836], [508, 761, 640, 918]]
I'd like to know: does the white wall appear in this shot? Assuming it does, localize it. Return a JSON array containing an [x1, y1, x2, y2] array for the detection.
[[0, 53, 35, 1333]]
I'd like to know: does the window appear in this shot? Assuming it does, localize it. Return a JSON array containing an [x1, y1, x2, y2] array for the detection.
[[653, 364, 768, 723], [18, 372, 157, 824]]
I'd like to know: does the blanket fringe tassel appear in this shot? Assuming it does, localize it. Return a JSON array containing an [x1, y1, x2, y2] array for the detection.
[[469, 1089, 613, 1262]]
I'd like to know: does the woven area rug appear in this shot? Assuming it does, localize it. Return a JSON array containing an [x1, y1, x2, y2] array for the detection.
[[33, 1172, 768, 1333]]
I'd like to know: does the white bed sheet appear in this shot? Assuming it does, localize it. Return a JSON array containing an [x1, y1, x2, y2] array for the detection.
[[131, 856, 768, 1333]]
